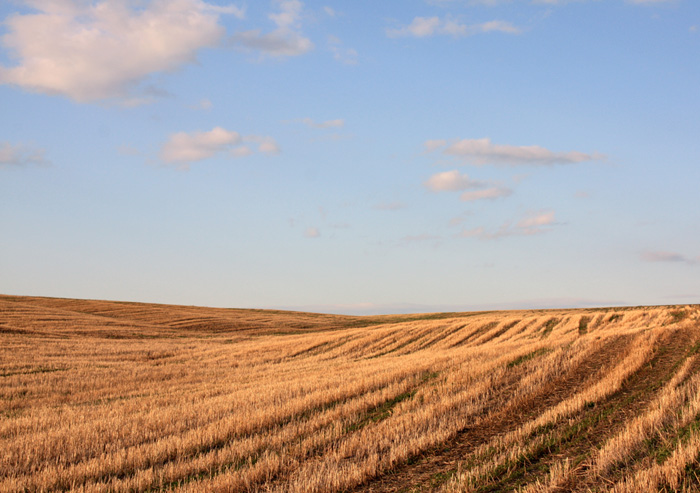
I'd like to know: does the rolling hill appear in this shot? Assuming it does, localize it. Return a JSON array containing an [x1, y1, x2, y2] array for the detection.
[[1, 294, 699, 492]]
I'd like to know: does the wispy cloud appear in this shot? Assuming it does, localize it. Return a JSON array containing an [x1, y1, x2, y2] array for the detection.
[[427, 138, 605, 166], [387, 16, 521, 38], [159, 127, 278, 168], [232, 0, 313, 57], [449, 212, 473, 227], [641, 251, 697, 265], [0, 142, 47, 167], [299, 117, 345, 129], [328, 35, 358, 65], [460, 186, 513, 201], [424, 139, 448, 152], [480, 20, 522, 34], [458, 210, 557, 239], [190, 99, 213, 111], [0, 0, 242, 103], [118, 145, 142, 157], [517, 210, 556, 231]]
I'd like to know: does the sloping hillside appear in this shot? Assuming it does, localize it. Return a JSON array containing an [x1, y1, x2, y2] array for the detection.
[[1, 295, 699, 492]]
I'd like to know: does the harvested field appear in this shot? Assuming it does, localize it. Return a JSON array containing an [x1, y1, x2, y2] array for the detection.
[[1, 295, 700, 492]]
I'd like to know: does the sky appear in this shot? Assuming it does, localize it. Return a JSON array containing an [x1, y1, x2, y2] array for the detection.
[[0, 0, 698, 315]]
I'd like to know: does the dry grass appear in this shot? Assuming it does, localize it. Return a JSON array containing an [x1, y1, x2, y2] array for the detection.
[[1, 295, 699, 492]]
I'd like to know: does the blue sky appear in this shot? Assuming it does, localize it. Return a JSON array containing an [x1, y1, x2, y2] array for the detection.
[[1, 0, 698, 314]]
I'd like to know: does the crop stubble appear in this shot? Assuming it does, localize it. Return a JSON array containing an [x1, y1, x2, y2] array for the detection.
[[0, 295, 699, 492]]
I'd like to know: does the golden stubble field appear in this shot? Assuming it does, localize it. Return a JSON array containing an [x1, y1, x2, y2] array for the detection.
[[1, 294, 700, 492]]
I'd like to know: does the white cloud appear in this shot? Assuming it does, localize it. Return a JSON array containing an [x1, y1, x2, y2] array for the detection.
[[232, 0, 313, 57], [424, 170, 512, 201], [641, 251, 697, 264], [427, 138, 604, 166], [300, 117, 345, 129], [0, 141, 47, 166], [0, 0, 242, 103], [159, 127, 278, 166], [458, 210, 557, 239], [387, 16, 521, 38], [304, 227, 320, 238], [323, 6, 336, 17], [161, 127, 240, 163], [460, 186, 512, 201], [424, 170, 484, 192]]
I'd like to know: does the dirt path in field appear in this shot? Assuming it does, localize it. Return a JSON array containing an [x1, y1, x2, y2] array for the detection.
[[353, 333, 638, 492]]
